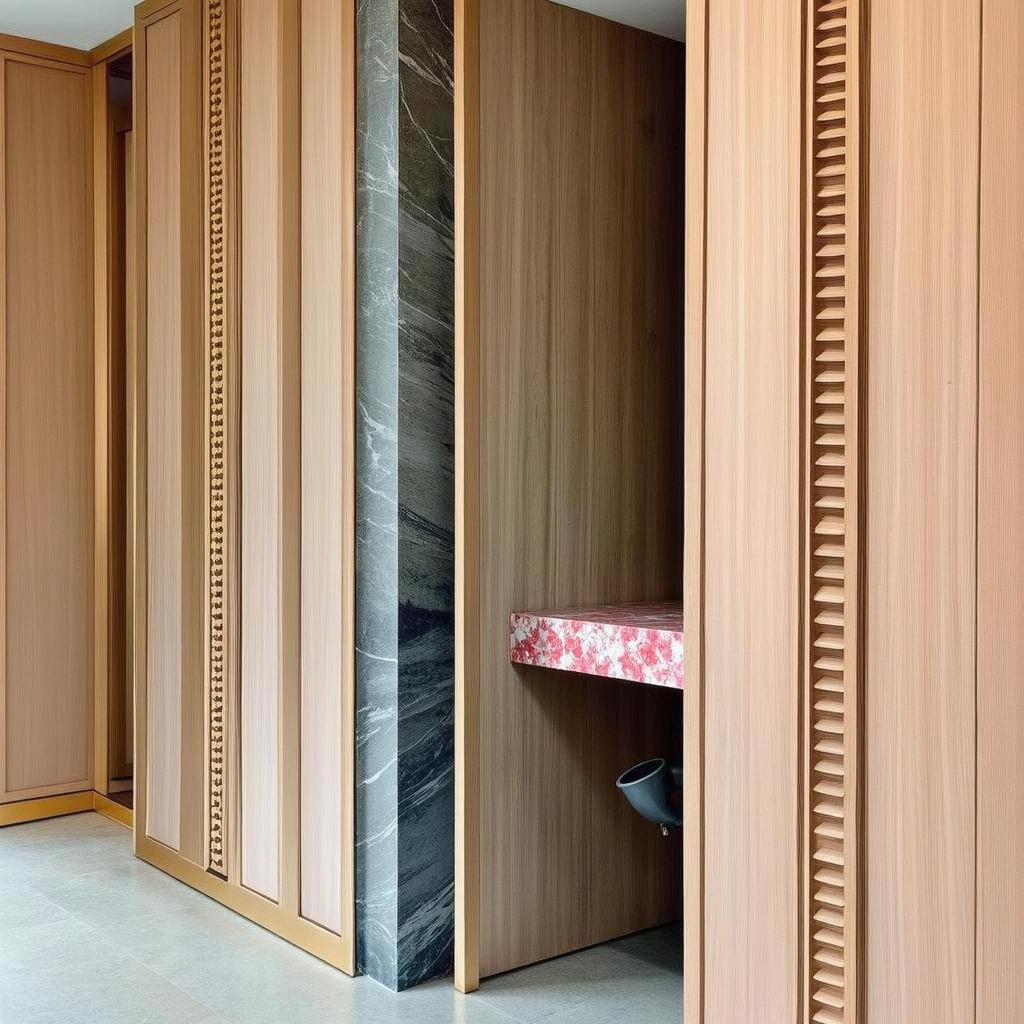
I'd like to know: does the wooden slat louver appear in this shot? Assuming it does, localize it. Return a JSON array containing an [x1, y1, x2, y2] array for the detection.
[[805, 0, 861, 1022]]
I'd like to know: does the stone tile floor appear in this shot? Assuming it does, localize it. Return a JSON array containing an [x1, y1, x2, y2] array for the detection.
[[0, 813, 681, 1024]]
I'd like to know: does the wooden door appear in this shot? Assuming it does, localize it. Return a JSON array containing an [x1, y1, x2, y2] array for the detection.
[[0, 49, 94, 808], [132, 0, 356, 973]]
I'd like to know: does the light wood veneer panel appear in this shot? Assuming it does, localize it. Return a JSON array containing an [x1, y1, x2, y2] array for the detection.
[[298, 0, 355, 934], [977, 0, 1024, 1015], [2, 58, 93, 797], [239, 0, 300, 904], [701, 3, 803, 1020], [682, 0, 707, 1017], [866, 1, 979, 1020], [143, 11, 184, 849], [474, 0, 684, 979]]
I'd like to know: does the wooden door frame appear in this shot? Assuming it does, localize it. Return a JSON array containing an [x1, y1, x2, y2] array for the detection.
[[91, 30, 135, 798]]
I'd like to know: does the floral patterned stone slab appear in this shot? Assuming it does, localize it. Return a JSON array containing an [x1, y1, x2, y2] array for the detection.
[[509, 601, 683, 689]]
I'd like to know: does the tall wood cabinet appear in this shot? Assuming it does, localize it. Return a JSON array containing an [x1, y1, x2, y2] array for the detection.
[[132, 0, 356, 972], [686, 0, 1024, 1021]]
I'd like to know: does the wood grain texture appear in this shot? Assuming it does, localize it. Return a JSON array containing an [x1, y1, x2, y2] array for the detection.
[[454, 0, 481, 993], [143, 10, 183, 849], [977, 0, 1024, 1015], [2, 57, 94, 799], [683, 0, 707, 1017], [91, 64, 111, 798], [702, 1, 803, 1020], [298, 0, 355, 937], [865, 1, 979, 1020], [124, 128, 136, 780], [0, 35, 90, 67], [470, 0, 684, 979], [239, 0, 301, 904]]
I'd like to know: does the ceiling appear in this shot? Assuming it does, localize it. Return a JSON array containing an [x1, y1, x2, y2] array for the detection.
[[0, 0, 134, 50], [0, 1, 685, 60], [552, 0, 685, 41]]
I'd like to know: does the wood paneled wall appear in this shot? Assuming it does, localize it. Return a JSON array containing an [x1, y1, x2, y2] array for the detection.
[[298, 0, 355, 936], [699, 2, 803, 1020], [238, 0, 299, 904], [457, 0, 685, 989], [0, 50, 94, 804], [865, 1, 980, 1019], [686, 0, 1024, 1021], [133, 0, 355, 973], [134, 0, 205, 859]]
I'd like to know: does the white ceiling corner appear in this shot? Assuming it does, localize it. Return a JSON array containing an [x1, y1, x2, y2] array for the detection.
[[0, 0, 135, 50], [551, 0, 686, 42]]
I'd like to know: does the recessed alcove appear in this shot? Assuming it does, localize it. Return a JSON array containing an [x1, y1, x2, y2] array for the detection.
[[456, 0, 686, 992]]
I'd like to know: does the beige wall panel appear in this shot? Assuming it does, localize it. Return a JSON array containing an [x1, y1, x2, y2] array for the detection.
[[298, 0, 352, 934], [239, 0, 300, 903], [3, 59, 93, 796], [144, 12, 184, 849], [866, 1, 979, 1020], [977, 0, 1024, 1015], [475, 0, 684, 979], [701, 3, 803, 1020]]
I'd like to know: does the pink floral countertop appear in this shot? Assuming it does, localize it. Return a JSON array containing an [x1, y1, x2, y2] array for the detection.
[[509, 601, 683, 690]]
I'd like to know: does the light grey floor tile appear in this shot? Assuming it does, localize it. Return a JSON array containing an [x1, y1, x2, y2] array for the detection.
[[0, 814, 682, 1024], [0, 917, 218, 1024]]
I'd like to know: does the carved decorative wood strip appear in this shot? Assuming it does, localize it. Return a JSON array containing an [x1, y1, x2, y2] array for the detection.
[[205, 0, 227, 879], [805, 0, 861, 1020]]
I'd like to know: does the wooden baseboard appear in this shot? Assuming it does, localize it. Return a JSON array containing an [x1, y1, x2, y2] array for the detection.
[[92, 792, 133, 828], [135, 835, 356, 975], [0, 791, 95, 826], [1, 794, 352, 978], [0, 790, 134, 829]]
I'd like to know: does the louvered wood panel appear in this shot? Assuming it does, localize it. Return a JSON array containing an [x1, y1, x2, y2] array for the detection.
[[804, 2, 862, 1022]]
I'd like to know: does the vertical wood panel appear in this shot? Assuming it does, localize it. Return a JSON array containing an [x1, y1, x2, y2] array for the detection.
[[454, 0, 481, 993], [865, 1, 979, 1020], [472, 0, 684, 980], [2, 58, 93, 798], [702, 1, 803, 1020], [977, 0, 1024, 1015], [299, 0, 354, 935], [239, 0, 300, 903], [144, 10, 184, 849], [92, 63, 111, 797], [178, 0, 206, 869], [683, 0, 707, 1016], [133, 0, 354, 971], [124, 127, 136, 781]]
